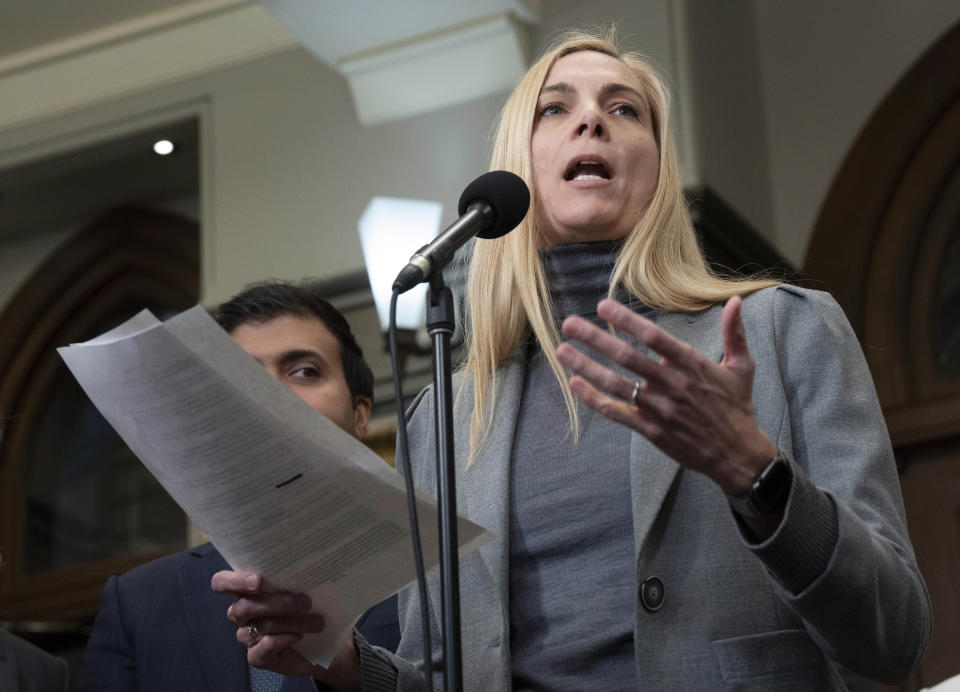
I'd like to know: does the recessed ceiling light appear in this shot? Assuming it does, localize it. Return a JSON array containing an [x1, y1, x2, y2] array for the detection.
[[153, 139, 175, 156]]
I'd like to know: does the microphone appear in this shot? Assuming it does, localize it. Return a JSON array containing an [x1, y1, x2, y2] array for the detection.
[[392, 171, 530, 294]]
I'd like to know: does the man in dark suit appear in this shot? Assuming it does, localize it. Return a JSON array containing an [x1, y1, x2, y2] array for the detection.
[[77, 281, 400, 691]]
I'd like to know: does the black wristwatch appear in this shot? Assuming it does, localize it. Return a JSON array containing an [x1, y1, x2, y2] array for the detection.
[[726, 452, 793, 519]]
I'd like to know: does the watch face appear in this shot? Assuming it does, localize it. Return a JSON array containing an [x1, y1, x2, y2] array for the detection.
[[727, 454, 793, 518], [754, 456, 792, 514]]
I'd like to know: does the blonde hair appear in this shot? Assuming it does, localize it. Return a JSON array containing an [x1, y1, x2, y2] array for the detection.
[[461, 28, 778, 457]]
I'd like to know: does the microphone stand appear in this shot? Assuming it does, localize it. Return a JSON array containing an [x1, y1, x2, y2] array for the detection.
[[426, 273, 462, 692]]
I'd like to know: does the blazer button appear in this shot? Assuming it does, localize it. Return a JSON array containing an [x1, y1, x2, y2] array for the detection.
[[639, 576, 664, 612]]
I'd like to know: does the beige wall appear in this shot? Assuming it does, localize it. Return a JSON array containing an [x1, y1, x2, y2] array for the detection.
[[0, 0, 686, 310], [751, 0, 960, 265], [0, 49, 496, 308], [682, 0, 775, 240]]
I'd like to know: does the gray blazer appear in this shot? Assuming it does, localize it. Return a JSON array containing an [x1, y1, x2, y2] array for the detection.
[[358, 285, 931, 690]]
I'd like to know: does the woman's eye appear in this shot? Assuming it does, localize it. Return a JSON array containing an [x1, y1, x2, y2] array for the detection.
[[613, 103, 640, 119], [538, 103, 565, 118]]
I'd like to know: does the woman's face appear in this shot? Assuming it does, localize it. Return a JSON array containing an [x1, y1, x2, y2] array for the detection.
[[530, 51, 659, 246]]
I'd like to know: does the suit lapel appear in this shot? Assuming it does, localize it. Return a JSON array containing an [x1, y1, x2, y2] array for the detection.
[[451, 306, 725, 585], [630, 307, 723, 559], [454, 355, 526, 614], [179, 544, 249, 692]]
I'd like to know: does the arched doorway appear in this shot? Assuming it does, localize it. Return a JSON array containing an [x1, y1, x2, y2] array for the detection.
[[0, 207, 199, 622], [805, 21, 960, 689]]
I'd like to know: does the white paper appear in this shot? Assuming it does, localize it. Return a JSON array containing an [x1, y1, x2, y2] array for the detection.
[[59, 305, 492, 666]]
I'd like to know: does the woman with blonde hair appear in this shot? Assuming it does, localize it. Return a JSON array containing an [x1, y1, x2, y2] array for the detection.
[[217, 29, 930, 690]]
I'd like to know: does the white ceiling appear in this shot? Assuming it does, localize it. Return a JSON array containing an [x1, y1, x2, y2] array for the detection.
[[259, 0, 540, 65], [0, 0, 540, 67], [0, 0, 202, 60]]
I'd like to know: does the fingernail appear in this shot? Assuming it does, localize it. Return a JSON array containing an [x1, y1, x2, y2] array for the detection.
[[297, 594, 312, 611], [246, 575, 259, 589]]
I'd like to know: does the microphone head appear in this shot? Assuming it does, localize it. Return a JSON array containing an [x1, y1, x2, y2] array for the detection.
[[458, 170, 530, 240]]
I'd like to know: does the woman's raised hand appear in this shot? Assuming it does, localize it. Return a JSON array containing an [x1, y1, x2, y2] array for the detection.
[[556, 296, 778, 496]]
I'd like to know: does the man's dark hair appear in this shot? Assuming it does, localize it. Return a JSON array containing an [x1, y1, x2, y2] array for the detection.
[[213, 280, 374, 402]]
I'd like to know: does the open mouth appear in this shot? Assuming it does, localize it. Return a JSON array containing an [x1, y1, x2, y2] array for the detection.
[[564, 158, 612, 181]]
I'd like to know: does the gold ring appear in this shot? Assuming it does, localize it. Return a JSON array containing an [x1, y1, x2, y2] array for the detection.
[[247, 623, 261, 641]]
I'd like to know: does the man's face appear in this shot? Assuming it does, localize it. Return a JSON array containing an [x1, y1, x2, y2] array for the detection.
[[230, 314, 370, 439]]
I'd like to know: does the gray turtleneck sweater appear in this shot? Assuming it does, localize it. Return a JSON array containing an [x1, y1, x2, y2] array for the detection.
[[509, 240, 641, 691]]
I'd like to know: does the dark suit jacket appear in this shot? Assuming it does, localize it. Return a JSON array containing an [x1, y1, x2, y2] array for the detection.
[[0, 629, 69, 692], [77, 542, 399, 691]]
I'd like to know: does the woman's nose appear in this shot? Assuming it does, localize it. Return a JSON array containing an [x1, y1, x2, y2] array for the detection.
[[575, 108, 606, 139]]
